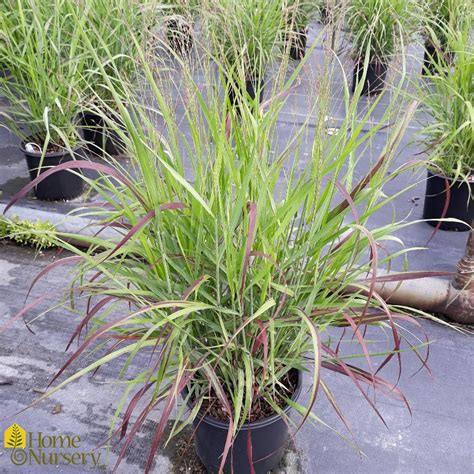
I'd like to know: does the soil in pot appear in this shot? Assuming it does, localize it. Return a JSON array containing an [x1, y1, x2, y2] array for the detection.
[[352, 60, 388, 96], [166, 18, 193, 55], [285, 28, 308, 61], [226, 77, 264, 115], [80, 113, 126, 157], [22, 139, 84, 201], [186, 369, 302, 474], [423, 170, 473, 231]]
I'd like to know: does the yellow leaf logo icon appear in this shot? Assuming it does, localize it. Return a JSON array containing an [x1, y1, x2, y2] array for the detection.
[[4, 424, 26, 449]]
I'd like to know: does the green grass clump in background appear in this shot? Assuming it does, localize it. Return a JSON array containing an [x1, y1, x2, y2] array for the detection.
[[420, 28, 474, 180], [0, 216, 57, 250], [347, 0, 418, 63]]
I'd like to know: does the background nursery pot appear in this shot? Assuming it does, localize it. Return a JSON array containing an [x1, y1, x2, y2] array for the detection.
[[319, 6, 329, 24], [226, 78, 265, 112], [423, 42, 439, 74], [80, 112, 126, 157], [186, 369, 302, 473], [286, 28, 308, 60], [422, 170, 473, 231], [422, 41, 454, 74], [352, 60, 388, 96], [21, 141, 84, 201]]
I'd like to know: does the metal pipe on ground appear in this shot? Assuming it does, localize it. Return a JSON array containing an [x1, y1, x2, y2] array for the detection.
[[349, 226, 473, 324]]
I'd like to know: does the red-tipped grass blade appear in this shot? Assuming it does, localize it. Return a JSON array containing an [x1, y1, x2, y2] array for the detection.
[[240, 202, 257, 298]]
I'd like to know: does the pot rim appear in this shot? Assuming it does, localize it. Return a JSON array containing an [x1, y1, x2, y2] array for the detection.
[[20, 138, 82, 159], [427, 169, 473, 184], [285, 26, 309, 35], [184, 368, 303, 430], [79, 111, 102, 120], [354, 58, 389, 68], [225, 75, 265, 86]]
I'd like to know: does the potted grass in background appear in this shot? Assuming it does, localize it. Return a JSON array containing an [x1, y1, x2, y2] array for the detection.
[[283, 0, 318, 60], [160, 0, 200, 55], [0, 0, 85, 201], [3, 17, 443, 472], [0, 4, 17, 76], [316, 0, 342, 25], [78, 0, 148, 157], [421, 0, 471, 74], [204, 0, 283, 111], [347, 0, 416, 96], [420, 30, 473, 231]]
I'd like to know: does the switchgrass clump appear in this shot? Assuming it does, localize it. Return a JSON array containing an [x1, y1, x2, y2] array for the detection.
[[284, 0, 319, 30], [80, 0, 152, 108], [316, 0, 345, 24], [4, 19, 437, 471], [157, 0, 200, 55], [347, 0, 418, 63], [203, 0, 284, 81], [0, 0, 85, 149], [422, 0, 471, 46], [2, 4, 442, 473], [420, 29, 474, 180], [160, 0, 200, 17]]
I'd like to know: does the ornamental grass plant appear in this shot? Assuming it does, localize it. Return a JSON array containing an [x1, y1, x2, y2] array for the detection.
[[203, 0, 284, 92], [422, 0, 471, 48], [160, 0, 200, 18], [316, 0, 344, 24], [74, 0, 152, 157], [78, 0, 150, 109], [3, 2, 447, 473], [346, 0, 418, 64], [0, 0, 86, 150], [281, 0, 319, 60], [419, 27, 474, 181], [284, 0, 319, 31], [152, 0, 200, 55]]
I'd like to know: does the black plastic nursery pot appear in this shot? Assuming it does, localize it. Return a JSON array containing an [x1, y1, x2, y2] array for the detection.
[[423, 42, 439, 74], [352, 60, 388, 96], [80, 112, 126, 157], [422, 170, 473, 231], [226, 77, 264, 114], [319, 7, 330, 25], [186, 369, 302, 474], [422, 41, 454, 75], [286, 28, 308, 61], [21, 141, 84, 201], [166, 18, 193, 55]]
